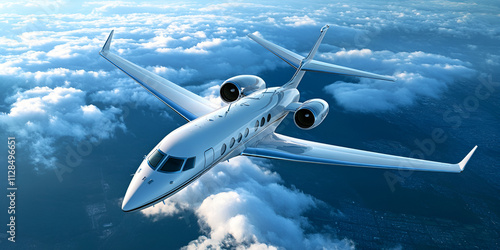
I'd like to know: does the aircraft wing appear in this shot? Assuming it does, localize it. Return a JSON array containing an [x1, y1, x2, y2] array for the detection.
[[243, 133, 477, 173], [99, 30, 218, 121]]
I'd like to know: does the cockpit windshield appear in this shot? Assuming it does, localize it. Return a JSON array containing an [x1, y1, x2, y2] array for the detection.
[[183, 157, 195, 171], [149, 150, 196, 173], [147, 149, 164, 169], [158, 156, 184, 173]]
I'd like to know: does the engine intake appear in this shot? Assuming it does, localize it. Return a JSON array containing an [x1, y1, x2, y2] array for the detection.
[[220, 75, 266, 103], [293, 99, 329, 130]]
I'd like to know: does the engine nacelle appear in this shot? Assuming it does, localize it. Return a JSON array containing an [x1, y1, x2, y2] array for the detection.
[[293, 99, 329, 130], [220, 75, 266, 103]]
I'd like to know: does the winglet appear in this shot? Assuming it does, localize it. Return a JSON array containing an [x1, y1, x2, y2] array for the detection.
[[458, 145, 478, 171], [101, 30, 114, 53]]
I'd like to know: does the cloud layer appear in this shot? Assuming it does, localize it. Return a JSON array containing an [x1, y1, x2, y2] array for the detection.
[[141, 157, 353, 249], [0, 86, 125, 169], [0, 1, 497, 248], [322, 49, 476, 112]]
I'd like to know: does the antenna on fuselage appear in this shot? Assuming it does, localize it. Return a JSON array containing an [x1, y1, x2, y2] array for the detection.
[[225, 103, 232, 116]]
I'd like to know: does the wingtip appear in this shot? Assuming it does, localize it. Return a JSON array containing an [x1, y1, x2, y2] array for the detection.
[[379, 75, 397, 82], [321, 24, 330, 32], [101, 30, 114, 53], [458, 145, 478, 171], [247, 32, 259, 40]]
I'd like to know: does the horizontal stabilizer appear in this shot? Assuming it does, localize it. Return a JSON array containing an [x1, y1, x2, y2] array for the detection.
[[247, 33, 303, 69], [303, 59, 396, 82]]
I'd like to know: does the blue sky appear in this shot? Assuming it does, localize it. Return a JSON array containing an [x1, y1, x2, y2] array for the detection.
[[0, 0, 499, 249]]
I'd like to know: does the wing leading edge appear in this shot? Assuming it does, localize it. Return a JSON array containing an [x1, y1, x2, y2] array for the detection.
[[99, 30, 218, 121], [243, 133, 477, 173]]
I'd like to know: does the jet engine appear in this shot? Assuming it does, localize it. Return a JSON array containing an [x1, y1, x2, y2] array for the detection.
[[293, 99, 329, 130], [220, 75, 266, 103]]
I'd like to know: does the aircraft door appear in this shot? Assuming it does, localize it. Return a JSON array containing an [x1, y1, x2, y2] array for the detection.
[[204, 148, 214, 168]]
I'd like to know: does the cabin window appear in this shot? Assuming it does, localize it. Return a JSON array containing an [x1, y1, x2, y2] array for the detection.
[[230, 137, 235, 148], [237, 133, 242, 143], [183, 157, 196, 171], [159, 156, 184, 173], [221, 143, 227, 155], [267, 114, 271, 122], [147, 150, 164, 169], [261, 117, 265, 126], [254, 120, 259, 131], [244, 128, 249, 137]]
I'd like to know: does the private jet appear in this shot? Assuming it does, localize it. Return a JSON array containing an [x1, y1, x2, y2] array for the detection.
[[99, 25, 477, 212]]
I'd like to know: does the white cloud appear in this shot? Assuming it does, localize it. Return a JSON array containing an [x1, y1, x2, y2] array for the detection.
[[283, 15, 317, 27], [0, 86, 126, 169], [16, 68, 108, 85], [322, 49, 475, 112], [141, 157, 353, 249], [145, 65, 198, 84], [90, 84, 166, 110], [141, 32, 175, 49], [155, 37, 227, 54], [46, 39, 99, 59], [0, 1, 496, 247], [485, 54, 500, 66], [199, 3, 269, 12]]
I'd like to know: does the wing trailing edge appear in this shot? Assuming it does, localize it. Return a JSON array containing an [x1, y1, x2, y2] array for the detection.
[[243, 133, 477, 173]]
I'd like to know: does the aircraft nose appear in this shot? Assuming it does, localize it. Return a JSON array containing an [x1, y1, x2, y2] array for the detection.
[[122, 161, 154, 212], [122, 178, 145, 212], [122, 190, 143, 212], [121, 160, 181, 212]]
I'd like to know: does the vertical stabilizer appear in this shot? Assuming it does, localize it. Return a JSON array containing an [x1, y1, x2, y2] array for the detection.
[[304, 25, 329, 61], [284, 25, 330, 88]]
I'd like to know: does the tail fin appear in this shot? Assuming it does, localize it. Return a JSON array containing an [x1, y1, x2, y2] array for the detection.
[[304, 25, 329, 61], [247, 25, 396, 88]]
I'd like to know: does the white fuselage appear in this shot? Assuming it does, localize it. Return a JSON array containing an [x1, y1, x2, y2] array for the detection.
[[122, 87, 299, 212]]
